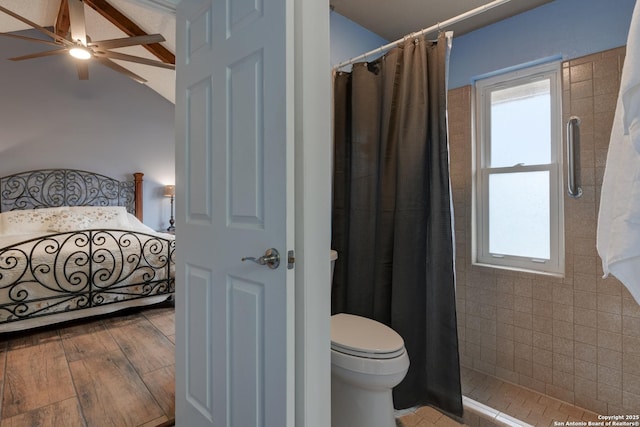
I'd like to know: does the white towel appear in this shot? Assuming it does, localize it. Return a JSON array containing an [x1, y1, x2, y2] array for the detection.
[[623, 0, 640, 148], [597, 0, 640, 304]]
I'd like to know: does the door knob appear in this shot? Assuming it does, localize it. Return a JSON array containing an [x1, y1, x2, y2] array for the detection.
[[242, 248, 280, 269]]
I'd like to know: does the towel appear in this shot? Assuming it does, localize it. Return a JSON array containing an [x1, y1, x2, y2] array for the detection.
[[597, 0, 640, 304], [623, 0, 640, 150]]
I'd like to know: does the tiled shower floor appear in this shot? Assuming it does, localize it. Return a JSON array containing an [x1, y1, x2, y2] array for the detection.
[[397, 366, 601, 427]]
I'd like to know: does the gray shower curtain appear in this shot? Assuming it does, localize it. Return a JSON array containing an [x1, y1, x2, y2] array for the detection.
[[332, 33, 462, 418]]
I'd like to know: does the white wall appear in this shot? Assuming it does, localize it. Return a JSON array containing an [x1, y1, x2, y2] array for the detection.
[[0, 30, 175, 230]]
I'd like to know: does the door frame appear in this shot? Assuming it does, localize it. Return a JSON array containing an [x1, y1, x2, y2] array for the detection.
[[292, 1, 332, 426], [130, 1, 332, 425]]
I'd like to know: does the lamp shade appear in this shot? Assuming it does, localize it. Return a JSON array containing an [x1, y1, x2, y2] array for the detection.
[[164, 185, 175, 197]]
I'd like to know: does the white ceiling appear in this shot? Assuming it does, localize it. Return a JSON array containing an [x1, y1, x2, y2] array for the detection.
[[0, 0, 554, 103]]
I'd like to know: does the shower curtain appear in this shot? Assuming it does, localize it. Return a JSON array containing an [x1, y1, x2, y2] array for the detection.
[[331, 32, 463, 417]]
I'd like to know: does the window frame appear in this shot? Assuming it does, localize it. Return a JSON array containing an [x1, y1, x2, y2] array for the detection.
[[472, 61, 564, 276]]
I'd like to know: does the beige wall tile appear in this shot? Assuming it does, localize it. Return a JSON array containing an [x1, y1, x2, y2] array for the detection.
[[533, 316, 554, 335], [597, 330, 622, 352], [570, 63, 593, 82], [536, 348, 553, 368], [623, 336, 640, 354], [623, 315, 640, 338], [574, 324, 597, 346], [515, 342, 533, 361], [496, 322, 514, 339], [598, 364, 622, 387], [597, 347, 622, 370], [597, 294, 622, 314], [513, 312, 533, 329], [514, 357, 532, 377], [553, 370, 575, 391], [575, 359, 597, 381], [597, 311, 622, 333], [453, 48, 636, 416], [574, 306, 597, 327], [575, 342, 597, 364], [622, 297, 640, 318], [623, 372, 640, 394], [570, 80, 593, 100], [554, 320, 574, 340], [597, 382, 622, 406], [533, 331, 553, 351], [623, 391, 640, 413], [533, 362, 553, 383], [623, 353, 640, 377]]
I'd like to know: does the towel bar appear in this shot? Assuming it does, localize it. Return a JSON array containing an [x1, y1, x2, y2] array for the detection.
[[567, 116, 582, 198]]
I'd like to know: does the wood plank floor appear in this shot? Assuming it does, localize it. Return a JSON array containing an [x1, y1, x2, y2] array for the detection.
[[0, 304, 175, 427]]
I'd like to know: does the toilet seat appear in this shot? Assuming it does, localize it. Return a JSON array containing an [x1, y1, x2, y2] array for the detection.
[[331, 313, 405, 359]]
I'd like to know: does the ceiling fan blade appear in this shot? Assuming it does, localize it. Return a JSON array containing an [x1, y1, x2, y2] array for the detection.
[[68, 0, 88, 46], [0, 32, 63, 47], [94, 57, 147, 83], [93, 50, 175, 70], [89, 34, 166, 50], [0, 5, 71, 46], [75, 60, 89, 80], [9, 49, 68, 61]]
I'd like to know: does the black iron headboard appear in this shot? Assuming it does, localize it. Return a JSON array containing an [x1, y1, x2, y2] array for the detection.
[[0, 169, 144, 220]]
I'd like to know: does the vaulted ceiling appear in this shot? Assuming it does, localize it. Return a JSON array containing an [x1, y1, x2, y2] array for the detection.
[[0, 0, 176, 102]]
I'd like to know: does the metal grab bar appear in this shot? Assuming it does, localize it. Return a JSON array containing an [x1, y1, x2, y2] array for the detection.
[[566, 116, 582, 199]]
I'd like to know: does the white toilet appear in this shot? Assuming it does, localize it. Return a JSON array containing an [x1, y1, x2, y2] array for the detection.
[[330, 250, 410, 427]]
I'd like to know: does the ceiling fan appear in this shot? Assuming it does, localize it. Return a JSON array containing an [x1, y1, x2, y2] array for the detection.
[[0, 0, 175, 83]]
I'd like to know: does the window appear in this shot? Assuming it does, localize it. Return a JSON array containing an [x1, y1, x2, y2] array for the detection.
[[473, 62, 564, 275]]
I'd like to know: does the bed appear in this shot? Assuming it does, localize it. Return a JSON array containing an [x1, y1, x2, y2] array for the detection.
[[0, 169, 175, 333]]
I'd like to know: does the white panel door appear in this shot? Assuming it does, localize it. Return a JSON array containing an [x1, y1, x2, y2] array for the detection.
[[174, 0, 294, 426]]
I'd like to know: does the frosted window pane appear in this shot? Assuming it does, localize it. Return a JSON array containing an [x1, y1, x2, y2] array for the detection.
[[489, 172, 550, 259], [490, 80, 551, 167]]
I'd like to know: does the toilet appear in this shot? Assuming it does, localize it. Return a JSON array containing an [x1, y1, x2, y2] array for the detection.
[[330, 250, 410, 427]]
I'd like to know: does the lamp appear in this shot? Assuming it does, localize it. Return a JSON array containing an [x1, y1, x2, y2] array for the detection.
[[164, 185, 175, 232]]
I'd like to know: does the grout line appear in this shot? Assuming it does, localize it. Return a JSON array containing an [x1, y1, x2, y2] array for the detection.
[[395, 405, 421, 418], [463, 396, 535, 427], [0, 340, 7, 421], [57, 325, 90, 427]]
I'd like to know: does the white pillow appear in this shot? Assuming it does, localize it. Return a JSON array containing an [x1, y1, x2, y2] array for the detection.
[[66, 206, 131, 229], [48, 210, 94, 232], [0, 207, 65, 235]]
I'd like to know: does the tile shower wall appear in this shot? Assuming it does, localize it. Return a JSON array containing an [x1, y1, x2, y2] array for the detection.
[[450, 46, 640, 415]]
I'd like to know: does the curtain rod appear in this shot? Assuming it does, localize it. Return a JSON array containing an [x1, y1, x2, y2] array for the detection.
[[333, 0, 514, 70]]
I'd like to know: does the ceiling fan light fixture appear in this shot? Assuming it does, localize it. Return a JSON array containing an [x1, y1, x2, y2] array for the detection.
[[69, 47, 91, 60]]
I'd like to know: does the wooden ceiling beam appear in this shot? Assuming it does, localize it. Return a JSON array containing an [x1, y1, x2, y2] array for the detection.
[[55, 0, 71, 39], [82, 0, 175, 65]]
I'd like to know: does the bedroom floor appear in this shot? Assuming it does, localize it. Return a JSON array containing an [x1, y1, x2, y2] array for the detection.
[[0, 304, 175, 427], [0, 306, 601, 427]]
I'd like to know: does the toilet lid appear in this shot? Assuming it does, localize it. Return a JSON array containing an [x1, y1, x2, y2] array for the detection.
[[331, 313, 405, 359]]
